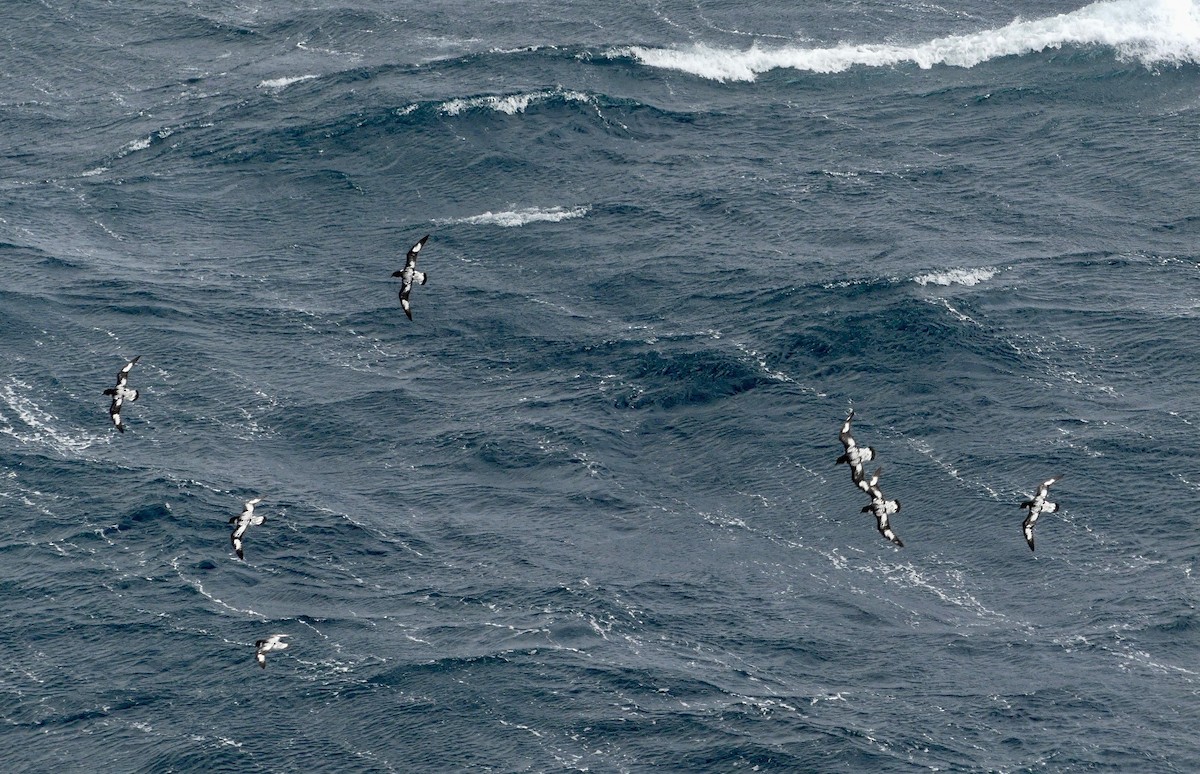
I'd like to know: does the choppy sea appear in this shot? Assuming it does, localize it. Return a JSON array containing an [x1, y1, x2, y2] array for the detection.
[[2, 1, 1199, 771]]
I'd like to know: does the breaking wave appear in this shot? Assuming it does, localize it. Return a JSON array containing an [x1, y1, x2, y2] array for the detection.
[[617, 0, 1200, 81], [436, 206, 590, 227], [912, 268, 999, 287]]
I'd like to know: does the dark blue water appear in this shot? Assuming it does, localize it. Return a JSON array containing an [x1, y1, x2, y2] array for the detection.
[[2, 1, 1199, 771]]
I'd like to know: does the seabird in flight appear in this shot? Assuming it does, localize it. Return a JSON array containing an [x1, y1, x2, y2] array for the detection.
[[855, 466, 902, 547], [836, 409, 875, 483], [102, 355, 140, 433], [254, 633, 289, 668], [1020, 475, 1062, 552], [229, 496, 265, 561], [391, 234, 430, 321]]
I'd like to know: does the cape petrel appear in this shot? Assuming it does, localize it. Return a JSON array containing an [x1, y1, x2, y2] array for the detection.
[[254, 633, 289, 668], [836, 409, 876, 483], [102, 355, 140, 433], [1020, 475, 1062, 552], [855, 466, 901, 547], [229, 496, 265, 561], [391, 234, 430, 321], [861, 492, 903, 547]]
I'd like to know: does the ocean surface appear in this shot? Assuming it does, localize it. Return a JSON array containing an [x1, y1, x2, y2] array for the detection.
[[2, 1, 1199, 771]]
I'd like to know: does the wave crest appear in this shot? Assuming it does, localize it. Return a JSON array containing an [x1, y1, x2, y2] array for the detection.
[[438, 89, 593, 116], [913, 268, 998, 287], [616, 0, 1200, 81], [257, 75, 320, 90], [436, 206, 590, 228]]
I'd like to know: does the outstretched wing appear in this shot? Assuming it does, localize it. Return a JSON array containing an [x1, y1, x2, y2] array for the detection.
[[877, 522, 904, 547], [838, 410, 855, 449], [1022, 511, 1038, 551], [406, 234, 430, 268], [1036, 476, 1060, 499], [116, 355, 140, 383], [399, 280, 414, 320], [109, 397, 125, 433], [874, 508, 904, 547]]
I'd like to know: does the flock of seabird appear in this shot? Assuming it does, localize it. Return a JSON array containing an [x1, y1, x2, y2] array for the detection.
[[96, 235, 1066, 666], [836, 408, 1063, 552], [95, 236, 436, 667]]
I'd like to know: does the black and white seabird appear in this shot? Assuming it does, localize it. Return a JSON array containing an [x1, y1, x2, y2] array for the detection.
[[254, 633, 289, 668], [861, 493, 903, 547], [836, 409, 875, 483], [856, 466, 902, 547], [102, 355, 140, 433], [391, 234, 430, 321], [1020, 475, 1062, 552], [229, 496, 265, 561]]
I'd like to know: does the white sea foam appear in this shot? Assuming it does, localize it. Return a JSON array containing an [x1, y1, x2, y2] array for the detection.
[[437, 205, 590, 228], [121, 136, 152, 154], [0, 379, 100, 457], [438, 89, 592, 116], [912, 267, 998, 287], [116, 128, 173, 158], [617, 0, 1200, 81], [257, 75, 320, 90]]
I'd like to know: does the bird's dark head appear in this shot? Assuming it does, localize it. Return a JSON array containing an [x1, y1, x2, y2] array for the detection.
[[391, 270, 404, 277]]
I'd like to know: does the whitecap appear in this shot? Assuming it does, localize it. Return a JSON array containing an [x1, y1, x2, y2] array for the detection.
[[912, 267, 998, 287], [116, 128, 173, 158], [437, 89, 592, 116], [256, 75, 320, 90], [121, 137, 152, 154], [436, 205, 590, 228], [615, 0, 1200, 81]]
